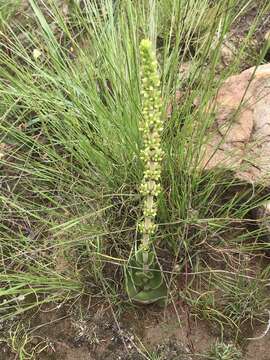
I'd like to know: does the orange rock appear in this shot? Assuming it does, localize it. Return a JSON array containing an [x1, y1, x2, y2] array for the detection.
[[201, 63, 270, 185]]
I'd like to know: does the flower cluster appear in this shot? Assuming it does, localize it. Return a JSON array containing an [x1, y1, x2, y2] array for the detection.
[[138, 39, 164, 244]]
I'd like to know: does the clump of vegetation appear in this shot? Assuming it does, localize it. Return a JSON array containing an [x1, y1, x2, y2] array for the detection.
[[207, 341, 242, 360], [0, 0, 20, 30]]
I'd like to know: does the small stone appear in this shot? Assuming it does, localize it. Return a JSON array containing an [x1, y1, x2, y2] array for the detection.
[[0, 144, 6, 160], [33, 48, 42, 60], [264, 30, 270, 43], [220, 41, 236, 66], [255, 200, 270, 240], [62, 3, 69, 16], [166, 90, 182, 118]]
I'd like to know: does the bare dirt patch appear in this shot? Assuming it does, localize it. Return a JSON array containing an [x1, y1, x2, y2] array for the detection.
[[0, 302, 204, 359], [1, 300, 270, 359], [245, 324, 270, 360]]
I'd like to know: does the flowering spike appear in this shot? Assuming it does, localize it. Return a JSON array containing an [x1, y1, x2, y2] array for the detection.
[[138, 39, 163, 249], [125, 39, 167, 304]]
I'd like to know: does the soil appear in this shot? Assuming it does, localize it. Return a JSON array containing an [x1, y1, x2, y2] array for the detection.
[[1, 300, 270, 360], [232, 3, 270, 44], [230, 2, 270, 67], [0, 301, 212, 360], [245, 324, 270, 360]]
